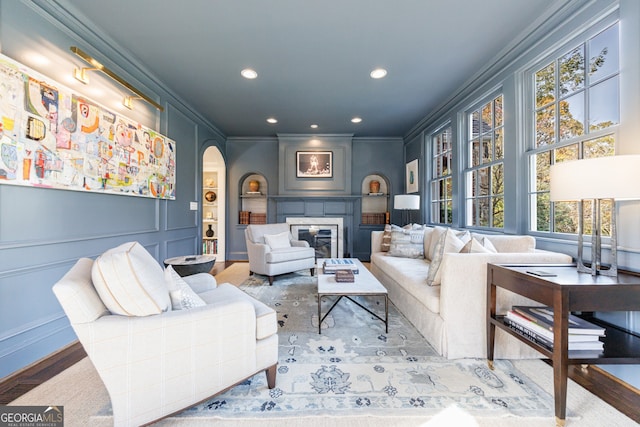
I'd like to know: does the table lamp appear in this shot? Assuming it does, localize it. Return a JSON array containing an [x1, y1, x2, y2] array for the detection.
[[394, 194, 420, 225], [549, 154, 640, 276]]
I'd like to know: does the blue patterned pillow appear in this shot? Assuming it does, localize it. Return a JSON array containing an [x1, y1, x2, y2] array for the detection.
[[387, 228, 425, 258]]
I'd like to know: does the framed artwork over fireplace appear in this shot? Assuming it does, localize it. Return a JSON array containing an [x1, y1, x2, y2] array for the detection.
[[296, 151, 333, 178]]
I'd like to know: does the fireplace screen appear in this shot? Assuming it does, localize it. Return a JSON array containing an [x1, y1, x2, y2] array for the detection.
[[290, 225, 338, 259]]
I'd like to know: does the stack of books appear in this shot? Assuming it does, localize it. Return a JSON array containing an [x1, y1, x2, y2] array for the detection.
[[239, 211, 250, 225], [335, 269, 355, 282], [361, 213, 386, 224], [249, 213, 267, 224], [504, 305, 606, 352], [323, 258, 359, 274]]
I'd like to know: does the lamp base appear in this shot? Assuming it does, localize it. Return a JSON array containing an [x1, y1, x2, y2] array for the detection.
[[576, 199, 618, 277]]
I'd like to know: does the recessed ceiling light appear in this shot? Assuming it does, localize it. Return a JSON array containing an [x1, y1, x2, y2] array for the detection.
[[370, 68, 387, 79], [310, 124, 318, 129], [241, 68, 258, 79], [351, 117, 363, 123], [266, 117, 278, 124]]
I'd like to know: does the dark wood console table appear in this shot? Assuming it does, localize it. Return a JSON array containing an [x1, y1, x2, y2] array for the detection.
[[486, 264, 640, 426]]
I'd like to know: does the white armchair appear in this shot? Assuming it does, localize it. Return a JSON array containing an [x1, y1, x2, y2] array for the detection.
[[52, 242, 278, 427], [245, 223, 316, 285]]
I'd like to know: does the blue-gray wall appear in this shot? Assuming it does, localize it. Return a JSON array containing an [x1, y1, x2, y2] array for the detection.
[[0, 1, 225, 378], [226, 136, 404, 261]]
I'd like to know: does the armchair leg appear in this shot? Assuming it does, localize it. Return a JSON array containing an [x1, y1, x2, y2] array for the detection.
[[268, 276, 274, 285], [310, 267, 315, 276], [266, 364, 277, 389]]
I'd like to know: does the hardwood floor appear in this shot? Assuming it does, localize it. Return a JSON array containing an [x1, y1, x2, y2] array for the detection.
[[1, 260, 638, 423]]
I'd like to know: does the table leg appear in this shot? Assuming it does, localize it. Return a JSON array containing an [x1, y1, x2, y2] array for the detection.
[[487, 280, 497, 370], [552, 290, 569, 426], [318, 294, 322, 334], [384, 295, 388, 333]]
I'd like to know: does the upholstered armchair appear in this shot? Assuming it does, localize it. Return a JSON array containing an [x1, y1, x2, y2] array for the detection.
[[52, 242, 278, 427], [245, 223, 316, 285]]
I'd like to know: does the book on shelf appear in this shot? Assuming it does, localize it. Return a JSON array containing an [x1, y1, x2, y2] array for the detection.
[[513, 305, 606, 336], [505, 310, 604, 342], [239, 211, 250, 225], [246, 191, 262, 195], [503, 317, 604, 351]]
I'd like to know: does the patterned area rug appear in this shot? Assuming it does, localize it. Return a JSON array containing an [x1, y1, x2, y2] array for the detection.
[[166, 270, 559, 420]]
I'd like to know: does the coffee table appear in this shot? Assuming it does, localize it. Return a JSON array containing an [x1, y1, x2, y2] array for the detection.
[[317, 258, 388, 334]]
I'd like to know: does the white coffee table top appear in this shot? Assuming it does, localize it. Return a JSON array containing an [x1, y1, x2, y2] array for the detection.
[[317, 258, 388, 295]]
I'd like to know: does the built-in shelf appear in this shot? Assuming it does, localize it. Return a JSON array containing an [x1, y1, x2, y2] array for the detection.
[[203, 170, 220, 255], [240, 173, 268, 225], [361, 174, 389, 225]]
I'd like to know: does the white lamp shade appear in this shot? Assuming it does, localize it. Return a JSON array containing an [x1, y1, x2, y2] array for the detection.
[[549, 154, 640, 201], [394, 194, 420, 210]]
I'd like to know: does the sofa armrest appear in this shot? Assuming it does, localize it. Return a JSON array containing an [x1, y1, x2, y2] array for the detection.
[[371, 231, 384, 254], [183, 272, 217, 294], [438, 251, 573, 359], [291, 239, 310, 248]]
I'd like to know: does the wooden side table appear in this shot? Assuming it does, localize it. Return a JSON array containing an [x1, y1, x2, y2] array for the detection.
[[164, 255, 216, 276], [486, 264, 640, 426]]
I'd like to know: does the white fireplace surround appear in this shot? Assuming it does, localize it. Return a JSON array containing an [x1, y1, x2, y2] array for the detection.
[[286, 217, 344, 258]]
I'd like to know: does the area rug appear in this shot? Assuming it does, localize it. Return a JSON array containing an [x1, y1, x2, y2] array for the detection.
[[96, 269, 570, 423]]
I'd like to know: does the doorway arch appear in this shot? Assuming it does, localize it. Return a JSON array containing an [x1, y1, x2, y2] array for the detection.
[[202, 146, 226, 261]]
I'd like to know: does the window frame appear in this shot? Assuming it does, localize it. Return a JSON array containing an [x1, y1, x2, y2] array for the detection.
[[429, 123, 453, 225], [463, 91, 505, 230], [525, 20, 620, 237]]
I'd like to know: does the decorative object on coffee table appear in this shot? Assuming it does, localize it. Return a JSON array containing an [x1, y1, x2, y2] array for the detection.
[[335, 269, 355, 282], [164, 255, 216, 276]]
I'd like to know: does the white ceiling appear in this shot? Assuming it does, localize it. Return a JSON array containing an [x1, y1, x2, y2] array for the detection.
[[59, 0, 560, 137]]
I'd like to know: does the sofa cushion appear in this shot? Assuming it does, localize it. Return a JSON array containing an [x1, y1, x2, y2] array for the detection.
[[264, 231, 291, 249], [460, 237, 498, 254], [388, 228, 425, 258], [472, 233, 536, 253], [91, 241, 170, 316], [165, 265, 206, 310], [266, 246, 315, 263], [199, 283, 277, 340], [426, 229, 471, 286], [371, 253, 441, 313]]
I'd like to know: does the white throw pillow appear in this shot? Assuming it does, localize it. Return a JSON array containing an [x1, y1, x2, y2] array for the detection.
[[427, 226, 447, 261], [91, 241, 170, 316], [459, 237, 498, 254], [426, 229, 471, 286], [264, 231, 291, 249], [165, 265, 206, 310]]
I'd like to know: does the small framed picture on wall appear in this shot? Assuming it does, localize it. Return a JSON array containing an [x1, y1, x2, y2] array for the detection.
[[406, 159, 418, 193], [296, 151, 333, 178]]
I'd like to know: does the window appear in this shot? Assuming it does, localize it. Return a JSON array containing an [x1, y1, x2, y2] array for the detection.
[[430, 125, 453, 224], [465, 94, 504, 228], [529, 22, 619, 235]]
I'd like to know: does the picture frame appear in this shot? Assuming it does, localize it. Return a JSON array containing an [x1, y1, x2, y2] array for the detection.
[[406, 159, 419, 193], [296, 151, 333, 178]]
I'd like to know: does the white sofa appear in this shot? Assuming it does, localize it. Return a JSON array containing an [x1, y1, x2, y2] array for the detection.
[[53, 242, 278, 426], [370, 227, 573, 359]]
